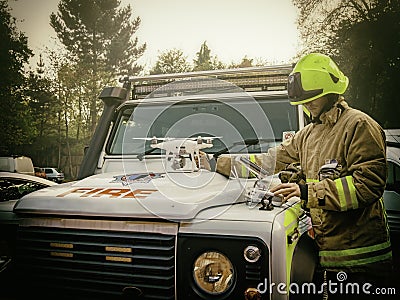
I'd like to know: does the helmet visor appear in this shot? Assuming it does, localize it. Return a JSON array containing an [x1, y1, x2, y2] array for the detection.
[[288, 72, 323, 103]]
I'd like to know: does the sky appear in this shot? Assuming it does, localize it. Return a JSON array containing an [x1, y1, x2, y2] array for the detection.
[[8, 0, 302, 72]]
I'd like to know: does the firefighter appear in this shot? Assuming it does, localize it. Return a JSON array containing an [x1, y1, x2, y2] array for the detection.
[[216, 53, 393, 299]]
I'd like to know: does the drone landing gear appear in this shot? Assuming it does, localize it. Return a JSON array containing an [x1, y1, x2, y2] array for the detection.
[[259, 194, 275, 211], [259, 193, 284, 211], [171, 155, 186, 170]]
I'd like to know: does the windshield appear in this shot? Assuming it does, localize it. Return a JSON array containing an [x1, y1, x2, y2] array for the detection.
[[108, 97, 298, 155]]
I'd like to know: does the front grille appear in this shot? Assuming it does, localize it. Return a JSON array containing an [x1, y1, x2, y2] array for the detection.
[[15, 219, 176, 299]]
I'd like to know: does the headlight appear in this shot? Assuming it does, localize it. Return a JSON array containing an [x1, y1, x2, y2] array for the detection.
[[193, 251, 234, 295]]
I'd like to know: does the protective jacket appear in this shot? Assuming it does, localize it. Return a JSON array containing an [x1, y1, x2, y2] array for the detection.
[[217, 98, 391, 271]]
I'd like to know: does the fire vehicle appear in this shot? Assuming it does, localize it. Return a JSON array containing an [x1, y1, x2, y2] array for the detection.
[[0, 66, 318, 299]]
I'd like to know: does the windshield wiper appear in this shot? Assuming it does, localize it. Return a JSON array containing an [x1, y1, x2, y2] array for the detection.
[[213, 138, 278, 159]]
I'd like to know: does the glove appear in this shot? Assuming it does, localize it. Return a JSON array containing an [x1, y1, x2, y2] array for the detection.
[[278, 162, 304, 184], [194, 151, 212, 171]]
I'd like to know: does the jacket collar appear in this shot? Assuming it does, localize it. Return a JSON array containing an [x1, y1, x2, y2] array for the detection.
[[314, 97, 348, 126]]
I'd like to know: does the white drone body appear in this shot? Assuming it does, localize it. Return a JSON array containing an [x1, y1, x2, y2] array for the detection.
[[136, 136, 220, 172]]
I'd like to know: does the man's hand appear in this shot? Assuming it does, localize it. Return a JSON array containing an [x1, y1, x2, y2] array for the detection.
[[269, 183, 300, 202], [195, 151, 211, 170]]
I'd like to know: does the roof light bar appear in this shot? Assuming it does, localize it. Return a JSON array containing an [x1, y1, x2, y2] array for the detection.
[[121, 65, 293, 99]]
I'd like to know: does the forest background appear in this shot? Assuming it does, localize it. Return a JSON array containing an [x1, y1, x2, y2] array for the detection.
[[1, 0, 399, 180]]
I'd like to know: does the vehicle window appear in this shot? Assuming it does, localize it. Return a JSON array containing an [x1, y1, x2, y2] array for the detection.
[[387, 161, 400, 194], [0, 178, 47, 201], [108, 98, 298, 155], [45, 169, 52, 174]]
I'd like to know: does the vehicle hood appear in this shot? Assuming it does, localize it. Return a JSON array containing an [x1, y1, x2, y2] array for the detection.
[[14, 171, 249, 220]]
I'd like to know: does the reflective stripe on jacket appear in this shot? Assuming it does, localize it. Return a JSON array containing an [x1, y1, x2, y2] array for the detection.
[[217, 98, 391, 270]]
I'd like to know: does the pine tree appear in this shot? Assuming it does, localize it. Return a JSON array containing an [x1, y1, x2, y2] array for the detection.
[[193, 41, 225, 71], [50, 0, 146, 132]]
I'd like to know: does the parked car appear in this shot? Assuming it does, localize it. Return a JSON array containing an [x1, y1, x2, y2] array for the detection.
[[43, 167, 64, 183], [34, 167, 46, 179], [383, 129, 400, 272], [0, 171, 57, 202], [0, 172, 57, 293], [0, 156, 34, 176]]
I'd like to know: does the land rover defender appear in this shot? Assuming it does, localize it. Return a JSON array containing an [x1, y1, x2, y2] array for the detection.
[[0, 66, 317, 300]]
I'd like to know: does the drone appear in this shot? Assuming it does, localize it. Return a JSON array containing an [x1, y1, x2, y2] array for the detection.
[[133, 136, 221, 172]]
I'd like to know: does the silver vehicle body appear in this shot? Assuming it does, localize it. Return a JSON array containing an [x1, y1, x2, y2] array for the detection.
[[1, 66, 317, 300], [43, 167, 65, 183]]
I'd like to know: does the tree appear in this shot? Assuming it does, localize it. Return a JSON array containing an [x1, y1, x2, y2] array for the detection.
[[193, 41, 225, 71], [150, 48, 191, 74], [292, 0, 400, 128], [50, 0, 146, 132], [229, 56, 254, 68], [334, 1, 400, 128], [0, 0, 33, 154], [24, 70, 58, 165]]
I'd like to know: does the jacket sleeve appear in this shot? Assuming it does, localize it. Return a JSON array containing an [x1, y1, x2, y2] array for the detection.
[[216, 134, 301, 177], [306, 119, 387, 211]]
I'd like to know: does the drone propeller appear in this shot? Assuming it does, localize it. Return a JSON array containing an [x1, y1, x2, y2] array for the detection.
[[133, 136, 222, 143], [132, 136, 160, 144], [132, 136, 156, 141]]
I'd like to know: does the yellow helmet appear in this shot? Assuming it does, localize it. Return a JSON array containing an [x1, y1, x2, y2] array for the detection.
[[288, 53, 349, 105]]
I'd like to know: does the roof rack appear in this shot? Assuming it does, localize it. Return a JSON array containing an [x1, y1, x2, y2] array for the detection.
[[120, 65, 293, 99]]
